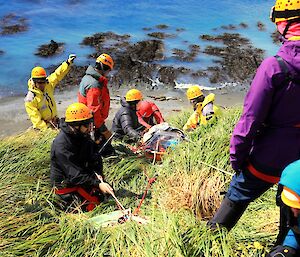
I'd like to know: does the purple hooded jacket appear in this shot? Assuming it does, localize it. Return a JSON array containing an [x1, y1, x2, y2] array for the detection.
[[230, 40, 300, 177]]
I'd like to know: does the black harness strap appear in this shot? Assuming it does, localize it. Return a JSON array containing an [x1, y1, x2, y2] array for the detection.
[[275, 55, 300, 85]]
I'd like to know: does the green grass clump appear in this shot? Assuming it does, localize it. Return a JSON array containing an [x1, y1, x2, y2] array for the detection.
[[0, 107, 278, 256]]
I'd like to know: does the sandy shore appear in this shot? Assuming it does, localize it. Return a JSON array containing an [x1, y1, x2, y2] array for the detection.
[[0, 86, 246, 139]]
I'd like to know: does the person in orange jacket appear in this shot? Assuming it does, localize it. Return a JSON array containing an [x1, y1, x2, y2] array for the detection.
[[137, 100, 165, 129], [78, 53, 115, 156]]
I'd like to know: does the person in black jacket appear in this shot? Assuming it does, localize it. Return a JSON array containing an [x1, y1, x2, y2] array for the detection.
[[112, 89, 143, 142], [50, 102, 113, 212]]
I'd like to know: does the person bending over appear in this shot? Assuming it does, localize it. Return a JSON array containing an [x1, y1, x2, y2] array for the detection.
[[183, 85, 220, 131], [112, 89, 143, 142], [137, 100, 165, 130]]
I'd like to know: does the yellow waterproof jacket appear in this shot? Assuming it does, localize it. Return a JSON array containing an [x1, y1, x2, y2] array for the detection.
[[24, 62, 71, 130], [183, 93, 221, 131]]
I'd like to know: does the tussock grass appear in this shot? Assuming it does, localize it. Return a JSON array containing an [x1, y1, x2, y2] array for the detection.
[[0, 108, 278, 256]]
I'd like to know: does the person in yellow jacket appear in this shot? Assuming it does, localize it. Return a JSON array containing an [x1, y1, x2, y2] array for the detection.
[[183, 85, 221, 131], [24, 54, 76, 130]]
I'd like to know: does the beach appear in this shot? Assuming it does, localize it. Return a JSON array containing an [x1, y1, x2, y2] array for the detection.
[[0, 86, 246, 138]]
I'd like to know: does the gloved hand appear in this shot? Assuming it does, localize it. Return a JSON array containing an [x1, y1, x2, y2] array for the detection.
[[67, 54, 76, 64], [99, 182, 114, 195]]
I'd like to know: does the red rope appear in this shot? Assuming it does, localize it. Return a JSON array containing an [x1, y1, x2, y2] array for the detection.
[[133, 171, 156, 215]]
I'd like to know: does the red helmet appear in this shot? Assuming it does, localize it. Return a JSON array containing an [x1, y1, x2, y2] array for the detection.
[[138, 101, 153, 118]]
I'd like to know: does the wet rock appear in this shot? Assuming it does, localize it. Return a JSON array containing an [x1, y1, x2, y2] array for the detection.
[[47, 64, 87, 91], [81, 31, 131, 48], [147, 32, 176, 39], [271, 30, 281, 45], [200, 33, 251, 46], [200, 32, 264, 83], [221, 24, 237, 30], [203, 45, 225, 56], [155, 24, 169, 29], [176, 28, 185, 32], [214, 23, 248, 31], [0, 13, 28, 35], [239, 22, 248, 28], [142, 27, 152, 31], [172, 44, 200, 62], [207, 66, 226, 84], [191, 70, 207, 78], [129, 40, 165, 62], [0, 50, 4, 56], [158, 66, 191, 85], [109, 40, 165, 87], [79, 29, 262, 89], [81, 31, 168, 88], [257, 21, 266, 31], [35, 40, 65, 57]]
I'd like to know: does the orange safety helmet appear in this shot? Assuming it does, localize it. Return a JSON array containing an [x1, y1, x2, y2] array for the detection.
[[186, 85, 203, 100], [96, 53, 114, 70], [31, 66, 47, 79], [65, 103, 93, 124], [138, 101, 153, 118], [270, 0, 300, 23], [125, 89, 143, 102]]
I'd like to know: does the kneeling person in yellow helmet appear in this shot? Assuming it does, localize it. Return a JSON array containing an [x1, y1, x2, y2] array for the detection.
[[183, 85, 221, 131], [112, 89, 143, 142], [24, 54, 76, 131], [50, 103, 114, 212]]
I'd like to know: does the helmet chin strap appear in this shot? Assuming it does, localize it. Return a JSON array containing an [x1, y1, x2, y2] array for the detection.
[[282, 20, 293, 38]]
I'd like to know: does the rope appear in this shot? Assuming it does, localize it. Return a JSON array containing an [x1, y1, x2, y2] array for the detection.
[[199, 161, 234, 176], [133, 169, 156, 215]]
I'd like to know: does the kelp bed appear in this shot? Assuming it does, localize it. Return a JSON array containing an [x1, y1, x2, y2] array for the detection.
[[0, 108, 278, 257]]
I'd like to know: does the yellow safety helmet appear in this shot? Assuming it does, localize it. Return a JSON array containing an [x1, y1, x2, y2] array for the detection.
[[31, 66, 47, 79], [96, 53, 114, 70], [270, 0, 300, 23], [125, 89, 143, 102], [186, 85, 203, 100], [65, 103, 93, 123]]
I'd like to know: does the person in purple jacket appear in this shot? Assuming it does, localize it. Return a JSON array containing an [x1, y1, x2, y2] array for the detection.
[[208, 0, 300, 243]]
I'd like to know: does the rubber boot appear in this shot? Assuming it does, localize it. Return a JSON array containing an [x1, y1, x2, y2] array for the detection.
[[207, 197, 249, 231]]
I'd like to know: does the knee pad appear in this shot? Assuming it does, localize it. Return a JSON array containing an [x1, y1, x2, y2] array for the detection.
[[267, 245, 297, 257]]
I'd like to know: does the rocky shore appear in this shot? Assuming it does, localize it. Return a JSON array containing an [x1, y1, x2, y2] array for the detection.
[[0, 11, 269, 91], [0, 16, 272, 137]]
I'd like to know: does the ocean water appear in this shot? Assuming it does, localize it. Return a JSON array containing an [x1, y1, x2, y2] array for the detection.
[[0, 0, 276, 98]]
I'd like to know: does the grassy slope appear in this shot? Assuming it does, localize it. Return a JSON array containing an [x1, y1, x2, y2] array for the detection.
[[0, 108, 278, 257]]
